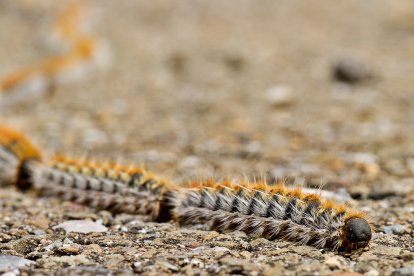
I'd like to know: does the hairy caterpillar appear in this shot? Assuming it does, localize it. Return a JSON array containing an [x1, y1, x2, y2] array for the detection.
[[165, 180, 372, 251], [30, 155, 173, 220], [0, 125, 372, 251], [0, 2, 110, 107]]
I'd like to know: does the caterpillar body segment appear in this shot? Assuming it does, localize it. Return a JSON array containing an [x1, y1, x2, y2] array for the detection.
[[30, 156, 175, 220], [169, 181, 372, 251], [0, 125, 42, 188]]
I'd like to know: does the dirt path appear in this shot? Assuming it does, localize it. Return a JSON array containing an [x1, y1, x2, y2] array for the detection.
[[0, 1, 413, 274]]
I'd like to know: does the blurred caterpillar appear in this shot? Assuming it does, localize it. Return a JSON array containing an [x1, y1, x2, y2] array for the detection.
[[0, 125, 372, 252], [0, 2, 110, 107], [31, 156, 173, 221], [0, 125, 42, 190]]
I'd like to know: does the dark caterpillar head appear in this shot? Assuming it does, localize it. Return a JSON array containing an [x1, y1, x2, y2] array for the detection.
[[341, 217, 372, 251]]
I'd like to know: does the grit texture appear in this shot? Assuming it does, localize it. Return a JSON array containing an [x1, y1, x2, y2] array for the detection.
[[0, 1, 413, 275]]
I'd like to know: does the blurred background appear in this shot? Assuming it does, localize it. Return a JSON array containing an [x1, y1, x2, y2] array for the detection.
[[1, 0, 414, 199]]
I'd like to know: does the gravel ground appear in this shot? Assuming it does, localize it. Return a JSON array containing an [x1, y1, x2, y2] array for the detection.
[[0, 0, 414, 275]]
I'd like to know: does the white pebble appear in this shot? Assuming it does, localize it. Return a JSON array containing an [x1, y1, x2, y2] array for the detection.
[[265, 84, 295, 106], [54, 220, 108, 234]]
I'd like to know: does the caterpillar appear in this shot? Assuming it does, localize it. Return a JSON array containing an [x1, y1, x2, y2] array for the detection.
[[0, 125, 372, 252], [0, 125, 42, 190], [0, 2, 110, 107], [30, 155, 174, 221], [166, 180, 372, 251]]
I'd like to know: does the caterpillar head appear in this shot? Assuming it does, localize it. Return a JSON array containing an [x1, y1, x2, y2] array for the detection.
[[340, 216, 372, 251]]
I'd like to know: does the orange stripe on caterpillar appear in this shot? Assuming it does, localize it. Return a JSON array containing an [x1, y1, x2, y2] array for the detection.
[[169, 180, 372, 251]]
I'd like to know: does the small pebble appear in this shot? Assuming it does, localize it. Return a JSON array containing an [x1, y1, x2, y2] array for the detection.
[[45, 240, 63, 251], [31, 229, 46, 236], [0, 255, 34, 270], [382, 224, 406, 235], [212, 246, 230, 252], [265, 84, 295, 107], [365, 269, 380, 276], [54, 220, 108, 234], [63, 238, 73, 245], [121, 226, 128, 232], [324, 256, 347, 270], [332, 58, 373, 84], [2, 269, 20, 276], [138, 228, 148, 234], [40, 238, 53, 246], [391, 266, 414, 276]]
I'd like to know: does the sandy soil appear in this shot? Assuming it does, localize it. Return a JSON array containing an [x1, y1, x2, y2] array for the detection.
[[0, 0, 414, 275]]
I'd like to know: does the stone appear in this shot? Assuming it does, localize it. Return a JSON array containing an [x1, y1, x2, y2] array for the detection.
[[0, 255, 33, 270], [53, 220, 108, 234], [265, 85, 295, 107], [332, 58, 373, 84], [382, 224, 407, 235], [391, 266, 414, 276]]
